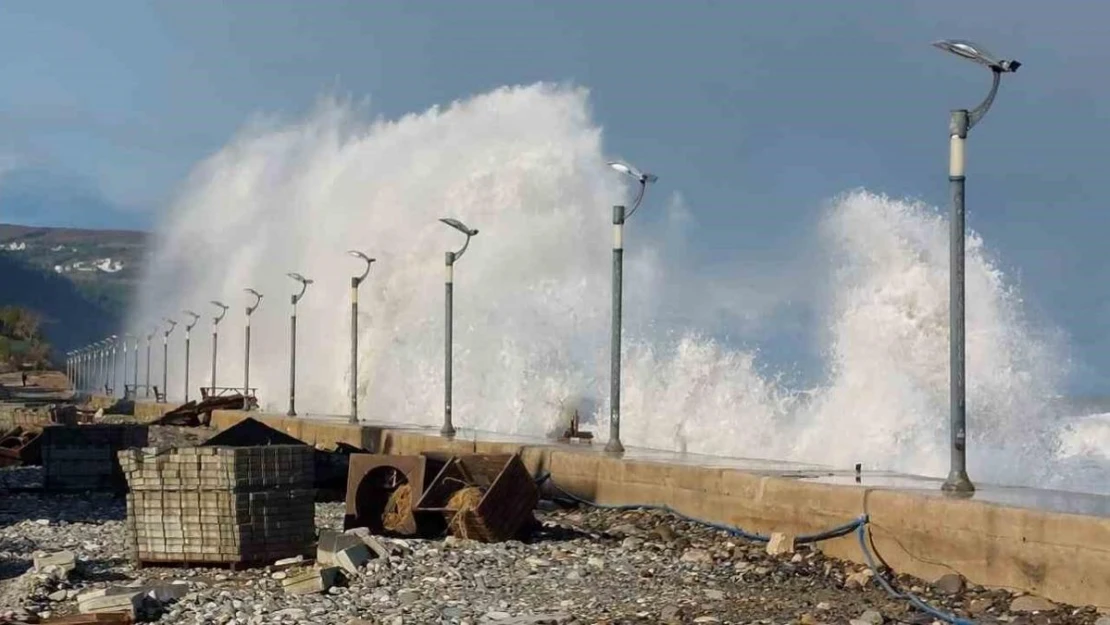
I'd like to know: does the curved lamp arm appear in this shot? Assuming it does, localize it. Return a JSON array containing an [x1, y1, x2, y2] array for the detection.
[[967, 69, 1003, 132], [211, 300, 229, 326], [184, 310, 201, 332], [244, 288, 263, 316], [440, 218, 479, 262], [608, 160, 658, 219], [287, 273, 313, 305], [163, 318, 178, 337], [348, 250, 376, 285]]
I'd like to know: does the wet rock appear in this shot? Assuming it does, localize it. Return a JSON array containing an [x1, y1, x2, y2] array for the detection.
[[1010, 595, 1058, 613], [653, 524, 676, 542], [660, 605, 685, 624], [969, 597, 994, 615], [858, 608, 884, 624], [845, 568, 874, 589], [934, 573, 965, 595], [621, 536, 643, 550], [680, 548, 713, 565]]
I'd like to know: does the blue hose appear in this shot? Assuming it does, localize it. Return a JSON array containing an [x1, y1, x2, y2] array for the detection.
[[855, 524, 976, 625], [536, 472, 976, 625]]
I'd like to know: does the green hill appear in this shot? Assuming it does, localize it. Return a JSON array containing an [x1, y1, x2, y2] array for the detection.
[[0, 223, 147, 317], [0, 247, 119, 362]]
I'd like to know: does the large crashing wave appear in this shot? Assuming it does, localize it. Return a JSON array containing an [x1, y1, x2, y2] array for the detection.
[[128, 83, 1105, 495]]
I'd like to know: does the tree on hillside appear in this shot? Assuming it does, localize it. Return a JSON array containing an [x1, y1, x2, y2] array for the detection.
[[0, 306, 41, 340], [0, 306, 52, 371]]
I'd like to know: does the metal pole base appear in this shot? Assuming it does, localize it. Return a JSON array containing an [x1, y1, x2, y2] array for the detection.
[[440, 423, 456, 438], [287, 408, 297, 417], [348, 415, 359, 425], [941, 470, 975, 495], [604, 437, 625, 454]]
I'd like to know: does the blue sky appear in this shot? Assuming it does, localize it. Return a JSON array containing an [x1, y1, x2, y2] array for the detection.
[[1, 0, 1108, 390]]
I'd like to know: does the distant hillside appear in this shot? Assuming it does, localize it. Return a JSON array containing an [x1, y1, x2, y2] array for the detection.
[[0, 252, 117, 358], [0, 223, 148, 316]]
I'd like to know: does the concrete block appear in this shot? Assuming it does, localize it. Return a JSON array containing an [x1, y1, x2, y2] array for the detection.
[[317, 529, 363, 567], [282, 567, 339, 595], [335, 543, 371, 576], [344, 527, 391, 560], [78, 588, 144, 616], [144, 582, 189, 603], [273, 555, 305, 569], [34, 550, 76, 574], [766, 532, 795, 556]]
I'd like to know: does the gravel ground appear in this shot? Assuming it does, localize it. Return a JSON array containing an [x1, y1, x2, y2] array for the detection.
[[1, 464, 1104, 625]]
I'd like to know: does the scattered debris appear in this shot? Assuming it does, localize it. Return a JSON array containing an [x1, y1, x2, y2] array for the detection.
[[272, 555, 305, 569], [0, 426, 42, 467], [76, 588, 144, 617], [765, 532, 795, 556], [344, 453, 448, 536], [282, 566, 340, 596], [316, 529, 364, 567], [344, 527, 392, 560], [151, 395, 252, 427], [41, 613, 134, 624], [414, 453, 539, 543], [33, 550, 75, 575]]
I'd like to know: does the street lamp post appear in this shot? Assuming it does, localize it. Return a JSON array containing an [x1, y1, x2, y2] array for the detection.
[[933, 39, 1020, 495], [209, 301, 229, 398], [99, 340, 109, 394], [439, 218, 479, 438], [347, 251, 376, 424], [112, 335, 122, 397], [605, 160, 658, 454], [145, 329, 155, 398], [183, 311, 200, 403], [286, 273, 313, 417], [120, 336, 129, 397], [131, 335, 139, 397], [162, 319, 177, 403], [243, 289, 263, 404], [82, 347, 90, 392]]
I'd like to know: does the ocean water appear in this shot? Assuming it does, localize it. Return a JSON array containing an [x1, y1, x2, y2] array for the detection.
[[126, 83, 1109, 496]]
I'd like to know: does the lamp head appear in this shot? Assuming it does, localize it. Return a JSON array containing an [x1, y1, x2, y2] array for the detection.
[[440, 217, 478, 237], [933, 39, 1020, 73], [287, 272, 313, 286], [211, 300, 229, 311], [347, 250, 376, 263], [608, 160, 658, 184], [244, 288, 262, 299]]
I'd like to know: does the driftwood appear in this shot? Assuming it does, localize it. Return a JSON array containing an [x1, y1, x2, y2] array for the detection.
[[152, 394, 251, 427]]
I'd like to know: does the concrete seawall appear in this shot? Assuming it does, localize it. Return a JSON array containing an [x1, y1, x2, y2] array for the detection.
[[206, 410, 1110, 609]]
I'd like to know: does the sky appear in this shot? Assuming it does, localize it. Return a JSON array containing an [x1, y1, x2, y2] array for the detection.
[[1, 0, 1109, 391]]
